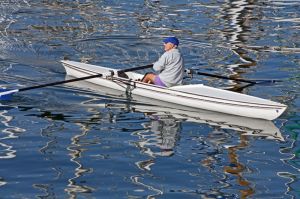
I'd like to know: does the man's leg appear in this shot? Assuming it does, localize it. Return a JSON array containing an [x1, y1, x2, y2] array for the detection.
[[142, 73, 156, 84]]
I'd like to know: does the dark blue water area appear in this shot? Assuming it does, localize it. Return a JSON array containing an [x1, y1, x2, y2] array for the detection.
[[0, 0, 299, 198]]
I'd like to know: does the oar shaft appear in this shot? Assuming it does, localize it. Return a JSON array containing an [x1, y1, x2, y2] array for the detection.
[[195, 71, 256, 84], [18, 63, 153, 92], [19, 74, 103, 92], [193, 71, 281, 84], [121, 64, 153, 73]]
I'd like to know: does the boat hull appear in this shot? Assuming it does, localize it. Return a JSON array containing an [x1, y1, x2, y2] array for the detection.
[[69, 80, 284, 141], [61, 60, 287, 120]]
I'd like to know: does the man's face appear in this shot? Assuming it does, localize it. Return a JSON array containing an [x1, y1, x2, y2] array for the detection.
[[164, 42, 175, 51]]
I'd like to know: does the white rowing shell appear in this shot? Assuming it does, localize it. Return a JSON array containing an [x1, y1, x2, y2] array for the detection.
[[61, 60, 287, 120]]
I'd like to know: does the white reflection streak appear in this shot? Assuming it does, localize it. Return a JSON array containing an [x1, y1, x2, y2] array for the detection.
[[220, 0, 255, 65], [279, 132, 299, 198], [130, 175, 163, 198], [133, 124, 177, 159], [0, 110, 24, 159], [269, 0, 300, 6], [0, 108, 25, 187], [65, 123, 94, 197], [0, 180, 6, 186], [277, 171, 296, 198], [133, 130, 158, 158], [227, 1, 245, 44]]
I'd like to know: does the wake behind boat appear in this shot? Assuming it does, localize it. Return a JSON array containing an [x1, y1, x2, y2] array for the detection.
[[61, 60, 287, 120]]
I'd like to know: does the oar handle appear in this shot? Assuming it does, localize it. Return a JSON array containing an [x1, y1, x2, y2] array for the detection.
[[120, 64, 153, 73], [19, 74, 103, 92]]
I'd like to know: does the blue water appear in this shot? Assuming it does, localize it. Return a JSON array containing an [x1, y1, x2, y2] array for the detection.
[[0, 0, 299, 198]]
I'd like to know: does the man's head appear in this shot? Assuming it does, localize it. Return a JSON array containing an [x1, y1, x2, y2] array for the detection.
[[163, 37, 179, 51]]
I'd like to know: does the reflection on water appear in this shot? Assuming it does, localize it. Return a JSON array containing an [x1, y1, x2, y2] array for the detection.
[[37, 114, 98, 197], [0, 107, 25, 159], [135, 114, 181, 159], [224, 135, 254, 199], [77, 85, 285, 197], [0, 106, 25, 189], [219, 0, 256, 65], [0, 86, 294, 198], [0, 0, 298, 198], [131, 114, 181, 197], [18, 86, 286, 198], [208, 0, 259, 92], [65, 123, 95, 197]]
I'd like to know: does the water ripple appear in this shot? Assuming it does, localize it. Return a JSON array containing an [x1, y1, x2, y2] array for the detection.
[[0, 109, 25, 159], [0, 0, 298, 198]]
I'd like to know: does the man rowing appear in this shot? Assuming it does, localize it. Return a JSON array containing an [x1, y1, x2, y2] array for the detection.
[[142, 37, 185, 87]]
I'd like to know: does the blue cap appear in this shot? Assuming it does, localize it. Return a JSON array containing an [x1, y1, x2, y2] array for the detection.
[[163, 37, 179, 46]]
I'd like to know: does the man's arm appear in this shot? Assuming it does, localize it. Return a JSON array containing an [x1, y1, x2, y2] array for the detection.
[[153, 54, 167, 71]]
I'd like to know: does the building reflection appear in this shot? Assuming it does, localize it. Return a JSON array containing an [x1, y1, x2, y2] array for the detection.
[[219, 0, 257, 66], [64, 123, 95, 198], [200, 130, 255, 198], [36, 111, 97, 198], [216, 0, 259, 92], [0, 106, 27, 188], [223, 134, 254, 198]]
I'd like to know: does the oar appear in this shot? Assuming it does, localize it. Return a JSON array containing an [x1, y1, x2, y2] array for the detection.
[[185, 69, 281, 84], [0, 63, 153, 100]]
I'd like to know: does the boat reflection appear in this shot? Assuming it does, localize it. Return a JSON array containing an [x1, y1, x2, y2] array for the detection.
[[68, 80, 284, 142], [133, 113, 181, 159], [131, 102, 283, 141]]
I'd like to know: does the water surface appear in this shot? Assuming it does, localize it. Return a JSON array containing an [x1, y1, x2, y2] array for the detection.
[[0, 0, 299, 198]]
